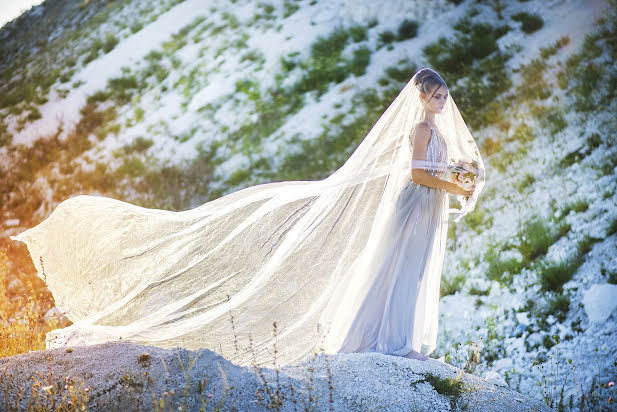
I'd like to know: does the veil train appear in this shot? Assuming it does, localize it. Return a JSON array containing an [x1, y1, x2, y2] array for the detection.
[[11, 70, 485, 366]]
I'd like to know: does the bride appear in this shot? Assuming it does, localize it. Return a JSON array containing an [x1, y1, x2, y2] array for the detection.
[[11, 68, 485, 366]]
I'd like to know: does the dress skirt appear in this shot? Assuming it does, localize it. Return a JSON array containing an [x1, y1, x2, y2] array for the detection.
[[337, 180, 449, 356]]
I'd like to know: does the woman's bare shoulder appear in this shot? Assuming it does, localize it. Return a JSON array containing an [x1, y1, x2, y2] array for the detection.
[[413, 121, 432, 142]]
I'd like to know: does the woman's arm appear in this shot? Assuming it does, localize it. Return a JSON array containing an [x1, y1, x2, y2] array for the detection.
[[410, 122, 473, 196]]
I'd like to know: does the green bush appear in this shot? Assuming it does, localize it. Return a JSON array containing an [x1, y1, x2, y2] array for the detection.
[[512, 12, 544, 34], [349, 46, 371, 76], [384, 64, 417, 83], [293, 28, 351, 96], [131, 22, 143, 33], [107, 74, 140, 104], [424, 20, 509, 79], [539, 107, 567, 136], [607, 217, 617, 237], [102, 33, 119, 53], [377, 30, 396, 48], [283, 1, 299, 18], [26, 107, 42, 121], [349, 25, 367, 42], [397, 19, 419, 40]]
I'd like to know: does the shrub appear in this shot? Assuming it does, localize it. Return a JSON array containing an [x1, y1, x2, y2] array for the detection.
[[131, 22, 143, 33], [397, 19, 419, 40], [512, 12, 544, 34], [349, 46, 371, 76], [384, 64, 417, 83], [283, 1, 299, 18], [26, 107, 42, 121], [102, 33, 119, 53], [293, 28, 351, 95], [377, 30, 396, 48], [349, 25, 367, 42], [107, 74, 140, 104]]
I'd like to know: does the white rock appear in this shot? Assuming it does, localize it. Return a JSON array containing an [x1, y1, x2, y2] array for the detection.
[[484, 370, 508, 387], [516, 312, 530, 326], [582, 283, 617, 323], [494, 357, 514, 370]]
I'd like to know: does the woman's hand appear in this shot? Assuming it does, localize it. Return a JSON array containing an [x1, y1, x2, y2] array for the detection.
[[449, 182, 474, 198]]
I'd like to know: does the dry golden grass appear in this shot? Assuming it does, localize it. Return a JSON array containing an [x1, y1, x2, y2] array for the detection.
[[0, 248, 66, 359]]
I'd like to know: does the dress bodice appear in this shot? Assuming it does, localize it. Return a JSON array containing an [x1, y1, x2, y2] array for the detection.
[[425, 124, 448, 177]]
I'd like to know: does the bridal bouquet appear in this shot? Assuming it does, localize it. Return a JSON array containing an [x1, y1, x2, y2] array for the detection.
[[445, 159, 479, 192]]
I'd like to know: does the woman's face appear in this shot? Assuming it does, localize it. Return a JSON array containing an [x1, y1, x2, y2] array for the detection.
[[422, 85, 448, 114]]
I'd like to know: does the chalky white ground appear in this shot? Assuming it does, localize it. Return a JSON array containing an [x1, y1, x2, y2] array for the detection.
[[0, 342, 551, 411]]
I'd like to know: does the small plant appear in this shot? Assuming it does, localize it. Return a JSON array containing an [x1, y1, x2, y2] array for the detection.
[[463, 339, 482, 374], [138, 352, 152, 368], [512, 12, 544, 34], [424, 372, 466, 397]]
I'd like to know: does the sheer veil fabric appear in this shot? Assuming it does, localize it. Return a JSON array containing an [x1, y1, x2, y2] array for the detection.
[[11, 69, 485, 366]]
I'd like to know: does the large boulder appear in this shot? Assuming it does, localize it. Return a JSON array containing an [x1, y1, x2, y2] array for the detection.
[[0, 342, 550, 411]]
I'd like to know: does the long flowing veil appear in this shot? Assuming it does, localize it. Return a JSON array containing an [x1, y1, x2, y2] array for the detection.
[[11, 69, 485, 366]]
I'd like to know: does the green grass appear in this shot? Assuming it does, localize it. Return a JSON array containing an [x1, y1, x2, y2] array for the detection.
[[518, 217, 557, 264], [441, 273, 466, 298], [485, 245, 523, 284], [421, 371, 471, 409], [538, 235, 602, 292], [548, 292, 571, 322], [560, 199, 589, 216]]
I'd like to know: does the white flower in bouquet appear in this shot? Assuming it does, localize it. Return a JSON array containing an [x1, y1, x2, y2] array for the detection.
[[446, 159, 479, 192]]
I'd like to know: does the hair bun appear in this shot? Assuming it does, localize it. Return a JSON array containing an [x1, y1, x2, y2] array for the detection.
[[413, 68, 446, 94], [413, 68, 435, 88]]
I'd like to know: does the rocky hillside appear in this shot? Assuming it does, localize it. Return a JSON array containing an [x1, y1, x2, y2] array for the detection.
[[1, 0, 616, 410]]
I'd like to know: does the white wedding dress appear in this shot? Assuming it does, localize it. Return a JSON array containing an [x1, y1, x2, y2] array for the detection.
[[336, 123, 449, 356], [11, 71, 484, 367]]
